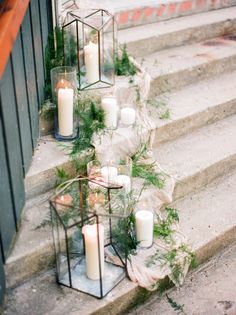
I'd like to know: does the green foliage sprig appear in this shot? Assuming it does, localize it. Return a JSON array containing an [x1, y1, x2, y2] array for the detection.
[[112, 213, 138, 257], [72, 99, 105, 155], [147, 97, 171, 120], [131, 143, 165, 189], [166, 294, 187, 315], [154, 207, 179, 240], [115, 44, 137, 76], [145, 206, 197, 287]]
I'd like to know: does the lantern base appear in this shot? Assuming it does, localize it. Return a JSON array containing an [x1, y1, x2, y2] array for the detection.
[[54, 117, 79, 141], [57, 245, 126, 299]]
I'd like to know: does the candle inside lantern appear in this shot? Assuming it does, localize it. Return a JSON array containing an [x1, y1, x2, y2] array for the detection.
[[116, 175, 131, 194], [87, 192, 105, 210], [57, 80, 74, 136], [54, 194, 73, 212], [87, 162, 102, 189], [82, 224, 104, 280], [135, 210, 154, 248], [101, 96, 118, 129], [120, 107, 136, 126], [101, 166, 118, 184], [84, 41, 99, 84]]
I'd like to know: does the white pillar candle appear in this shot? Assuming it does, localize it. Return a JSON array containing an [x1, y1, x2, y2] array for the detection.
[[101, 96, 118, 129], [82, 224, 104, 280], [135, 210, 154, 248], [116, 175, 131, 194], [58, 87, 74, 136], [101, 166, 118, 184], [84, 41, 99, 84], [120, 107, 136, 125]]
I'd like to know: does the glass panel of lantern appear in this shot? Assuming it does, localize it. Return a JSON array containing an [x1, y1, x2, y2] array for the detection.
[[50, 66, 79, 141], [63, 9, 116, 90], [50, 177, 132, 299]]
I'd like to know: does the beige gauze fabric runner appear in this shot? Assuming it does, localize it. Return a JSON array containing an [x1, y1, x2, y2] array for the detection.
[[91, 68, 192, 290]]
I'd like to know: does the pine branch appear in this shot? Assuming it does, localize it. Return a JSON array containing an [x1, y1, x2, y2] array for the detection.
[[166, 294, 187, 315], [115, 44, 137, 76], [131, 143, 166, 189]]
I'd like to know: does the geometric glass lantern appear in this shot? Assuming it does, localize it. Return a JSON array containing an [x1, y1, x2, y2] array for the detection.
[[62, 9, 117, 90], [50, 176, 131, 299]]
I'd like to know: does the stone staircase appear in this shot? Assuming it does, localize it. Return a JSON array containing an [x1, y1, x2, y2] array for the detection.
[[3, 3, 236, 315]]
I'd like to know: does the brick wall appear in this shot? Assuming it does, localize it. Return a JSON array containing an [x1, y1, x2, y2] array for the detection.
[[117, 0, 236, 29]]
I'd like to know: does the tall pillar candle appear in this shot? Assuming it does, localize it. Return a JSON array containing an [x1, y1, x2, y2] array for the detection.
[[101, 166, 118, 184], [84, 41, 99, 84], [82, 224, 104, 280], [101, 96, 118, 129], [135, 210, 154, 248], [58, 86, 74, 136]]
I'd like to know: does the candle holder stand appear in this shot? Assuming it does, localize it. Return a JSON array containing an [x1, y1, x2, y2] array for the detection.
[[51, 66, 79, 140], [50, 177, 131, 299], [62, 9, 116, 90]]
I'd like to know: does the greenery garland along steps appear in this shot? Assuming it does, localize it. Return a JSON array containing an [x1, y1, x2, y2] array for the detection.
[[38, 27, 196, 295]]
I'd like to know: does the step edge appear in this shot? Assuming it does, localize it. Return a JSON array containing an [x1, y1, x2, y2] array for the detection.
[[5, 154, 236, 288]]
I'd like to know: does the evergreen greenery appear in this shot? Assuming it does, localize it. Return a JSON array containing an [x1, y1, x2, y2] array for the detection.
[[55, 167, 71, 187], [71, 98, 105, 155], [40, 28, 194, 295], [112, 213, 138, 257], [147, 97, 171, 120], [145, 206, 196, 287], [115, 44, 137, 76], [166, 294, 187, 315], [131, 143, 166, 189], [154, 207, 179, 241]]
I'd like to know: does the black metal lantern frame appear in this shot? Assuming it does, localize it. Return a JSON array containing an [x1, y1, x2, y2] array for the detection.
[[50, 177, 130, 299], [62, 9, 117, 90]]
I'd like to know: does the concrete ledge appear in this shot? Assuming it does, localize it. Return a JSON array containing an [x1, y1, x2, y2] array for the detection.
[[25, 69, 236, 200], [3, 170, 236, 314], [113, 0, 236, 29], [119, 7, 236, 57], [154, 115, 236, 200], [139, 36, 236, 97], [154, 70, 236, 144], [6, 115, 236, 288]]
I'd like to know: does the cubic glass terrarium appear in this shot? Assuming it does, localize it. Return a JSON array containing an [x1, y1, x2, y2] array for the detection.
[[50, 177, 132, 298], [62, 9, 116, 90]]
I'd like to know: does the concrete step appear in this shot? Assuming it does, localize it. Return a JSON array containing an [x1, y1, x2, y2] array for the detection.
[[81, 0, 236, 30], [153, 70, 236, 144], [119, 7, 236, 58], [6, 114, 236, 288], [153, 114, 236, 201], [25, 136, 74, 200], [128, 242, 236, 315], [5, 191, 54, 289], [3, 170, 236, 315], [25, 70, 236, 200], [25, 137, 94, 200], [138, 36, 236, 97]]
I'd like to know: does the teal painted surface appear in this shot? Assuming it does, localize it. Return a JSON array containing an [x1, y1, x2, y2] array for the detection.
[[30, 0, 45, 107], [0, 250, 5, 306], [0, 0, 52, 305], [21, 9, 40, 148], [11, 33, 33, 174], [0, 59, 25, 221], [0, 114, 16, 260]]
